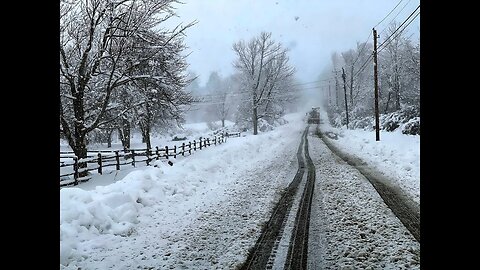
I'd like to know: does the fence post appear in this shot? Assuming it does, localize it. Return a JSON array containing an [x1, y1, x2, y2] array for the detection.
[[199, 137, 202, 150], [189, 141, 192, 154], [207, 138, 210, 146], [165, 146, 169, 159], [73, 156, 79, 186], [193, 140, 196, 151], [182, 143, 185, 156], [97, 153, 103, 175], [146, 148, 151, 166], [156, 146, 160, 160], [173, 145, 177, 158], [131, 150, 136, 167], [214, 136, 216, 145], [115, 151, 120, 170]]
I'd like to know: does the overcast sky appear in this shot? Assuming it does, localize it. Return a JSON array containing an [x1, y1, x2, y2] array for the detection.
[[165, 0, 420, 87]]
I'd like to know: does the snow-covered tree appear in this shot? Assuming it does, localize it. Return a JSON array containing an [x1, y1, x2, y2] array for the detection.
[[331, 52, 342, 108], [379, 22, 419, 113], [126, 29, 193, 149], [204, 72, 222, 94], [326, 21, 420, 131], [59, 0, 194, 166], [232, 32, 295, 134], [341, 49, 355, 106], [210, 75, 238, 127]]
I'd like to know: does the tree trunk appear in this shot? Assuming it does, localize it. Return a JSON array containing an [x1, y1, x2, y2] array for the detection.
[[385, 92, 391, 114], [395, 79, 401, 111], [107, 129, 113, 148], [350, 65, 354, 106], [72, 135, 88, 177], [118, 128, 124, 147], [142, 127, 152, 150], [394, 52, 401, 111], [118, 120, 131, 149], [253, 106, 258, 135], [335, 77, 340, 107], [221, 119, 225, 127], [139, 116, 152, 149], [124, 124, 131, 149]]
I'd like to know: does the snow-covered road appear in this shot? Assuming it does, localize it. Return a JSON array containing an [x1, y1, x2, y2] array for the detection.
[[307, 131, 420, 269]]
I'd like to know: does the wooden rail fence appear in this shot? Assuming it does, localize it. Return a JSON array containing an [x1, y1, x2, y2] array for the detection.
[[60, 132, 241, 187]]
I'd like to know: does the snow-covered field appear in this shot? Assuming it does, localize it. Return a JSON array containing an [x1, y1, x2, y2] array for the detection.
[[60, 113, 305, 269], [318, 107, 420, 204], [60, 120, 236, 152]]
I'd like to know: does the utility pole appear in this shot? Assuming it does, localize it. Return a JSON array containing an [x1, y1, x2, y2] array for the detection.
[[373, 28, 380, 141], [342, 67, 349, 129], [323, 86, 327, 103], [333, 70, 340, 107], [328, 80, 331, 106]]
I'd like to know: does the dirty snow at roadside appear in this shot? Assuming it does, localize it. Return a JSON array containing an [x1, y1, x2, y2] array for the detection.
[[308, 134, 420, 269], [318, 107, 420, 204], [60, 113, 305, 269]]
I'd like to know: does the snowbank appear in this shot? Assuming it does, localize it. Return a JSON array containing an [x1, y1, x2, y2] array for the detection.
[[319, 107, 420, 204], [60, 161, 177, 264]]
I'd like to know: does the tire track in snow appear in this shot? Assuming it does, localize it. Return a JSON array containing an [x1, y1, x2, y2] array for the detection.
[[240, 127, 308, 269], [308, 130, 420, 269], [316, 126, 420, 243], [284, 125, 316, 270]]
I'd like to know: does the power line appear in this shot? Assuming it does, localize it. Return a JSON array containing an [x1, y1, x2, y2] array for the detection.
[[352, 52, 374, 80], [351, 32, 372, 67], [344, 6, 419, 85], [351, 0, 407, 73], [286, 77, 335, 87], [378, 10, 420, 53], [191, 83, 332, 106], [193, 77, 335, 100], [373, 0, 405, 28], [377, 5, 420, 50], [379, 0, 413, 36]]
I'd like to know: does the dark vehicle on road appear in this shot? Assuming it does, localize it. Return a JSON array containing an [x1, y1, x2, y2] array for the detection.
[[307, 107, 320, 124]]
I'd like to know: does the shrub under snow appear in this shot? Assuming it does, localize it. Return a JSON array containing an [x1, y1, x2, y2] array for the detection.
[[328, 106, 420, 135]]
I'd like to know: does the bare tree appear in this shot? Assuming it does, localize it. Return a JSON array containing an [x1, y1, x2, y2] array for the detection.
[[331, 52, 342, 108], [232, 32, 295, 134], [211, 88, 231, 127], [341, 49, 355, 106]]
